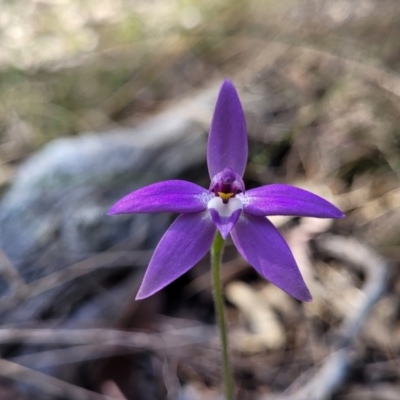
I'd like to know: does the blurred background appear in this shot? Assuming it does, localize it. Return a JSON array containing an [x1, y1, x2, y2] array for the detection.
[[0, 0, 399, 399]]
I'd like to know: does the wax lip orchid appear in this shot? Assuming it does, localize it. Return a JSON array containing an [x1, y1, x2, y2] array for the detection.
[[108, 80, 344, 301]]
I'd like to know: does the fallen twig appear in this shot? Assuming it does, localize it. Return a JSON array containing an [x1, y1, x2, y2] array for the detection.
[[0, 326, 214, 348], [275, 234, 389, 400]]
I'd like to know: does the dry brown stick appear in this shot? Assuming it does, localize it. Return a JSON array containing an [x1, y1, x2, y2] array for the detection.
[[0, 328, 149, 346], [0, 326, 214, 348], [0, 250, 151, 314], [276, 234, 389, 400], [0, 357, 117, 400]]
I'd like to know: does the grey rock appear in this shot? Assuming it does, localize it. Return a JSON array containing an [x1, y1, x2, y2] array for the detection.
[[0, 97, 210, 284]]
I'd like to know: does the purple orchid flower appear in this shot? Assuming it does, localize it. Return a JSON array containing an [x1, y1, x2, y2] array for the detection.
[[108, 80, 344, 301]]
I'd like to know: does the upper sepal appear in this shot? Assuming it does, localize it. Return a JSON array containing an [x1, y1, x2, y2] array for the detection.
[[207, 80, 248, 178]]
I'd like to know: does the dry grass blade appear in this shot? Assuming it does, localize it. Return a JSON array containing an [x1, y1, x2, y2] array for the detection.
[[9, 344, 141, 369], [0, 357, 117, 400], [0, 249, 29, 298]]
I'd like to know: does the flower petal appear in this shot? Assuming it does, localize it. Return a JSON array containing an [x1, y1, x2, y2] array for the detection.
[[207, 80, 248, 178], [136, 212, 216, 299], [208, 196, 242, 239], [108, 180, 210, 215], [242, 184, 344, 219], [209, 209, 242, 240], [231, 214, 312, 301]]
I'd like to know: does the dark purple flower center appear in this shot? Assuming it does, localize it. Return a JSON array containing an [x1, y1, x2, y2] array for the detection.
[[209, 167, 245, 204]]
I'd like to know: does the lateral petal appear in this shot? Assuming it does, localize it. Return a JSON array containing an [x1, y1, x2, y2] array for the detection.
[[231, 214, 312, 302], [108, 180, 209, 215], [136, 212, 216, 299], [207, 80, 248, 178], [242, 184, 344, 218]]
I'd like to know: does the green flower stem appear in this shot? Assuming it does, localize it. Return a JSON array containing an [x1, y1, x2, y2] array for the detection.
[[211, 231, 234, 400]]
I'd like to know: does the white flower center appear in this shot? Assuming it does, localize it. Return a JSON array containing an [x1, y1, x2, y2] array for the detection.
[[207, 196, 243, 217]]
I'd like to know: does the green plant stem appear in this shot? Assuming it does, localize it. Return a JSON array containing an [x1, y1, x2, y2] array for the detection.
[[211, 231, 234, 400]]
